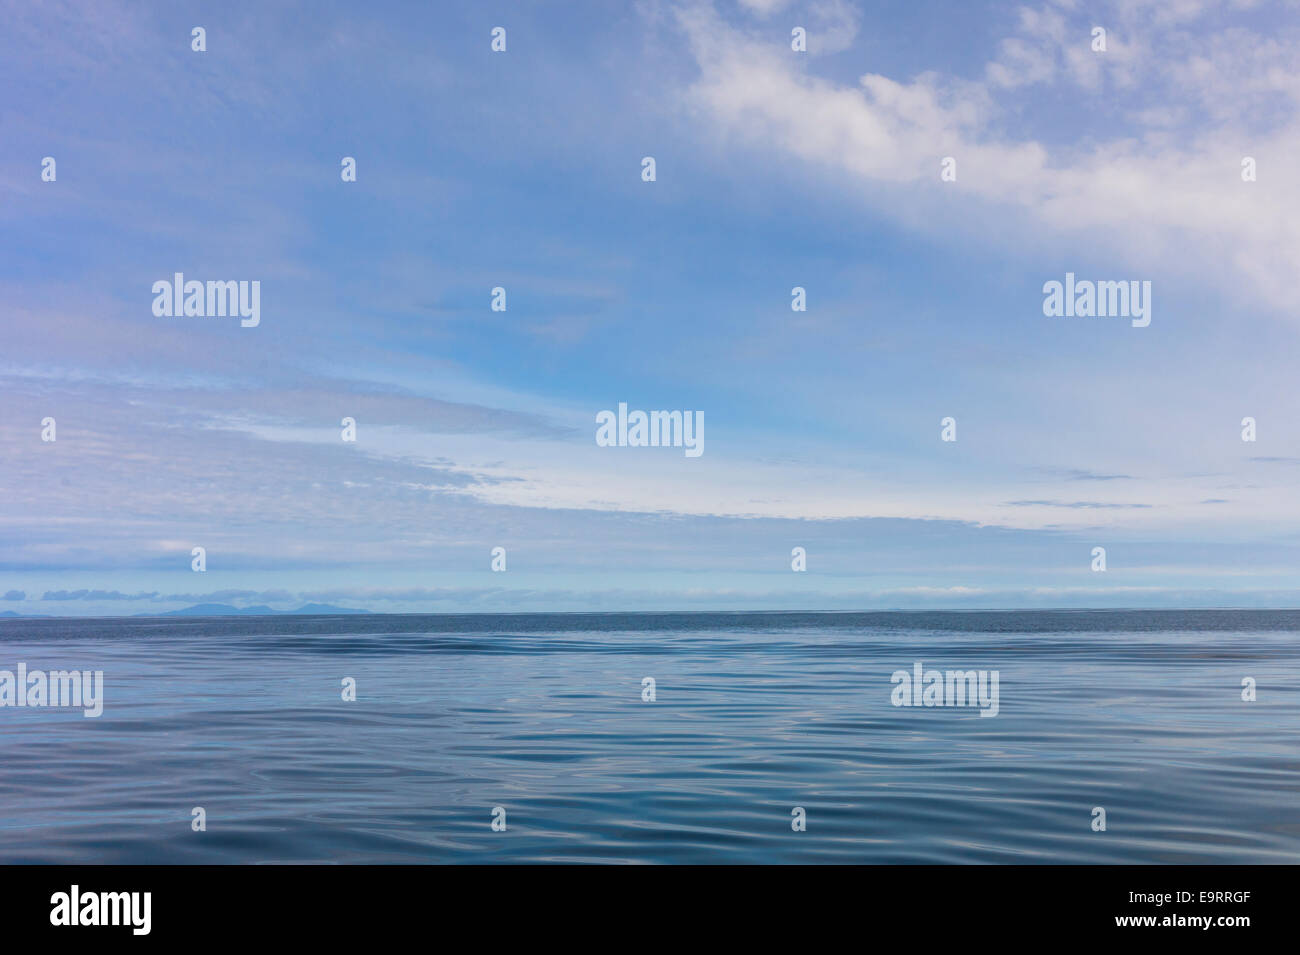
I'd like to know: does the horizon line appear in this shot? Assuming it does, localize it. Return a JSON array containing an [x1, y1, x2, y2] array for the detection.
[[7, 606, 1300, 621]]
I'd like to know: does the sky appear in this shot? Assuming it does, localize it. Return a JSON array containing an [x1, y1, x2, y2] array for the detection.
[[3, 0, 1300, 615]]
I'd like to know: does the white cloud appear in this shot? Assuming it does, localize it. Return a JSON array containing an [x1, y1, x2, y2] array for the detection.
[[672, 0, 1300, 310], [736, 0, 793, 16]]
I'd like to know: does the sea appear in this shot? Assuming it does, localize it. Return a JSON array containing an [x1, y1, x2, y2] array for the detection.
[[1, 610, 1297, 864]]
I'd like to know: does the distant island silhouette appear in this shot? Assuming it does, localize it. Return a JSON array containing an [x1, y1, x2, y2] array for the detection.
[[142, 603, 373, 617]]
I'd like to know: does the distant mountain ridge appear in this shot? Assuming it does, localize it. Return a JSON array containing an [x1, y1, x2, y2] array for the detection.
[[1, 604, 369, 619], [147, 603, 372, 617]]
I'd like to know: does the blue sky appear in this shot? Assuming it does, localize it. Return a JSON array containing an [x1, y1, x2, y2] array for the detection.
[[4, 0, 1300, 615]]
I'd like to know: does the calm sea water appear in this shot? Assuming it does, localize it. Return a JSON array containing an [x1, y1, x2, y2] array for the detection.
[[1, 610, 1298, 864]]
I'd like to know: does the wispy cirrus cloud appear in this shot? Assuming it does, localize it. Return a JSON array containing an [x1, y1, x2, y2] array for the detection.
[[1002, 500, 1153, 509]]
